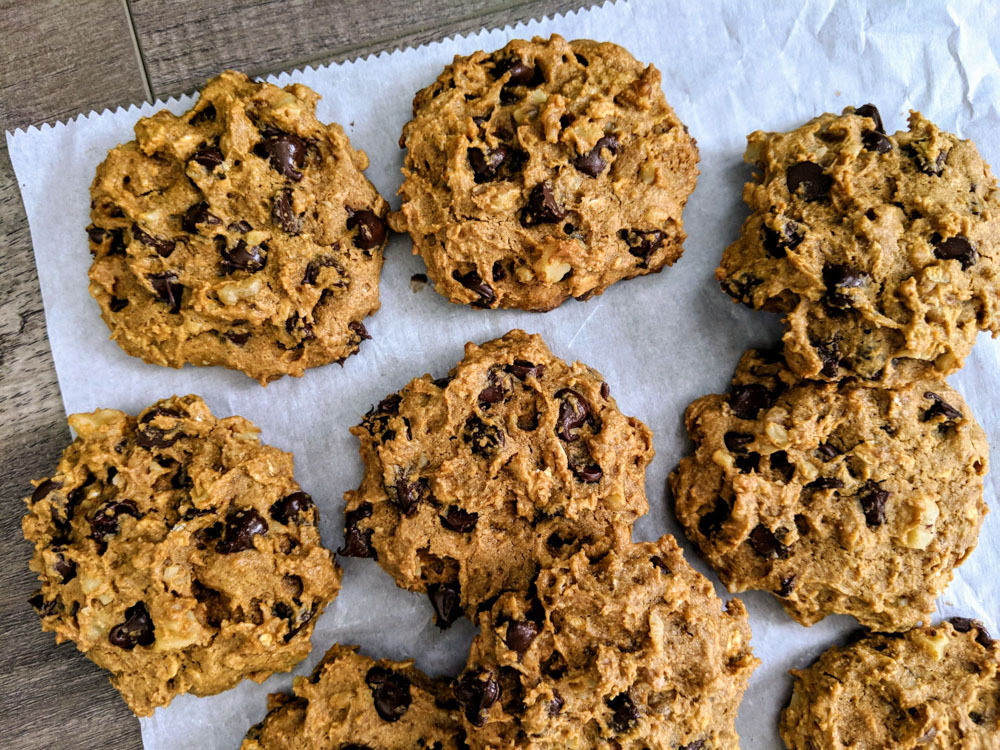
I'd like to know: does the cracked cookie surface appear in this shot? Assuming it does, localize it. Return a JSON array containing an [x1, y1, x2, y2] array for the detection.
[[341, 329, 653, 626], [717, 105, 1000, 385], [392, 34, 699, 311], [454, 536, 757, 749], [22, 395, 342, 715], [781, 620, 1000, 749], [670, 348, 988, 631], [242, 644, 465, 749], [88, 70, 389, 384]]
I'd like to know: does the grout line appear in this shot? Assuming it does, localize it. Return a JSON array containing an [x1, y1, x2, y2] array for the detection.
[[120, 0, 154, 101]]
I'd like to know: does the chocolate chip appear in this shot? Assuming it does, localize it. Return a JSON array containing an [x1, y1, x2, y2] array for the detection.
[[148, 272, 184, 313], [365, 666, 412, 722], [823, 264, 867, 308], [182, 202, 221, 234], [749, 525, 788, 559], [574, 135, 619, 176], [721, 273, 763, 302], [257, 133, 307, 180], [778, 575, 796, 597], [607, 691, 639, 732], [762, 222, 803, 258], [452, 268, 496, 307], [650, 555, 670, 574], [931, 233, 977, 269], [549, 690, 565, 716], [463, 415, 505, 456], [340, 502, 376, 558], [392, 476, 427, 515], [494, 58, 539, 86], [440, 506, 478, 533], [521, 182, 566, 225], [569, 458, 603, 483], [904, 144, 948, 176], [347, 209, 387, 251], [948, 617, 994, 648], [109, 602, 155, 649], [734, 452, 760, 474], [680, 741, 706, 750], [132, 225, 175, 257], [923, 392, 962, 422], [806, 477, 844, 491], [786, 161, 832, 201], [90, 500, 140, 549], [268, 188, 300, 234], [106, 296, 129, 313], [858, 480, 889, 527], [454, 670, 500, 727], [428, 582, 462, 629], [270, 491, 314, 525], [505, 359, 544, 381], [768, 451, 795, 482], [29, 592, 57, 616], [698, 498, 731, 538], [505, 620, 539, 658], [468, 144, 523, 183], [600, 382, 610, 400], [554, 388, 591, 442], [222, 239, 267, 273], [619, 228, 665, 266], [216, 509, 268, 554], [729, 384, 773, 420], [724, 432, 754, 453], [189, 103, 216, 124], [302, 254, 339, 285], [862, 130, 892, 153], [53, 553, 77, 584], [31, 479, 61, 503], [136, 407, 184, 449], [224, 330, 250, 345], [816, 442, 841, 461], [478, 369, 506, 406], [86, 226, 106, 246], [814, 342, 841, 378], [191, 146, 224, 169], [855, 104, 885, 133]]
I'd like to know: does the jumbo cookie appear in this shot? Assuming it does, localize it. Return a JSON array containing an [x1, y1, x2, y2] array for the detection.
[[392, 34, 699, 311], [340, 329, 654, 625], [22, 395, 342, 715], [453, 536, 758, 749], [670, 347, 988, 631], [717, 105, 1000, 385], [87, 70, 389, 384]]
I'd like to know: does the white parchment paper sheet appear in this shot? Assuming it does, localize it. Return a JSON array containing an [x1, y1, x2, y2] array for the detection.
[[7, 1, 1000, 747]]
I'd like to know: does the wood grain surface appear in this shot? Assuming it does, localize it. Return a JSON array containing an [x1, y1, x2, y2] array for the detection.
[[0, 1, 592, 748]]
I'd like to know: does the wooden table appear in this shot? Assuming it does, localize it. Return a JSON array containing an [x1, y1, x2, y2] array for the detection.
[[0, 2, 593, 746]]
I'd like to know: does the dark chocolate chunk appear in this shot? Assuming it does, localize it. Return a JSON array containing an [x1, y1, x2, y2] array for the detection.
[[762, 221, 803, 258], [505, 620, 540, 658], [786, 161, 832, 201], [521, 182, 566, 225], [364, 666, 412, 722], [132, 225, 175, 258], [269, 491, 314, 525], [734, 452, 761, 474], [452, 268, 496, 307], [748, 524, 788, 559], [505, 359, 545, 381], [53, 552, 77, 584], [724, 432, 754, 453], [769, 450, 795, 482], [90, 499, 140, 547], [109, 296, 129, 312], [858, 480, 889, 527], [568, 458, 603, 483], [347, 209, 387, 251], [574, 135, 619, 176], [216, 509, 268, 554], [948, 616, 995, 648], [823, 264, 867, 308], [862, 130, 892, 154], [620, 228, 665, 266], [302, 254, 339, 286], [339, 502, 376, 559], [778, 574, 796, 597], [729, 384, 773, 420], [698, 498, 730, 538], [428, 582, 462, 629], [855, 104, 885, 134], [272, 188, 301, 234], [191, 146, 224, 169], [650, 555, 670, 574], [392, 476, 427, 515], [554, 388, 592, 442], [440, 506, 478, 533], [181, 201, 221, 233], [478, 369, 505, 406], [222, 239, 267, 273], [148, 272, 184, 314], [31, 479, 61, 504], [109, 602, 155, 649], [607, 691, 639, 732], [454, 670, 500, 727], [923, 392, 962, 422], [257, 133, 307, 180], [931, 233, 977, 270], [806, 476, 845, 490], [463, 416, 505, 457], [816, 442, 841, 461]]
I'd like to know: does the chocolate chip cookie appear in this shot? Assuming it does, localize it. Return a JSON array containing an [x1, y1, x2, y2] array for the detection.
[[717, 105, 1000, 384], [670, 348, 988, 631], [391, 34, 699, 311], [454, 536, 758, 749], [781, 619, 999, 748], [88, 70, 389, 384], [341, 329, 654, 626], [242, 644, 465, 749], [22, 395, 342, 715]]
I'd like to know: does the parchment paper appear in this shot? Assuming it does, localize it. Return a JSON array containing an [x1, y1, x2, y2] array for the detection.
[[7, 1, 999, 747]]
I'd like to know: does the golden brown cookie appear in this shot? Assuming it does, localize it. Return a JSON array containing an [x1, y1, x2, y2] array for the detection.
[[22, 395, 342, 715], [88, 70, 389, 384], [717, 105, 1000, 385], [454, 536, 758, 749], [340, 329, 653, 626], [241, 644, 465, 750], [780, 619, 999, 749], [392, 34, 699, 311], [670, 348, 988, 631]]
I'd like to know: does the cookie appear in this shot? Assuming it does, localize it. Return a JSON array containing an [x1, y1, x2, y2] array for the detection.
[[780, 619, 999, 748], [453, 536, 758, 749], [670, 348, 988, 630], [341, 329, 653, 625], [717, 105, 1000, 384], [391, 34, 699, 311], [22, 395, 342, 715], [87, 70, 389, 384], [242, 644, 465, 749]]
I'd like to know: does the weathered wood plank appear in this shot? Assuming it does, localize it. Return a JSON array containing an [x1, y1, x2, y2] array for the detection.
[[130, 0, 594, 99]]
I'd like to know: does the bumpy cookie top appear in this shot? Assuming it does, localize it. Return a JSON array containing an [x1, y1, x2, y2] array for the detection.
[[717, 105, 1000, 384], [391, 34, 699, 311], [670, 348, 988, 630], [341, 329, 653, 626], [88, 70, 389, 384], [242, 644, 465, 750], [453, 536, 757, 749], [22, 395, 342, 715], [781, 620, 999, 749]]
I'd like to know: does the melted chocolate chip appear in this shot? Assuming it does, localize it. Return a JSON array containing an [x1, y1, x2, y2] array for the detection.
[[428, 581, 462, 629], [224, 330, 250, 345], [786, 161, 832, 201], [855, 104, 885, 133], [862, 130, 892, 154], [269, 491, 314, 525], [574, 135, 619, 176], [392, 476, 427, 515], [109, 602, 155, 649], [454, 670, 500, 727], [191, 146, 224, 169], [904, 144, 948, 176], [340, 503, 376, 558], [734, 452, 761, 474], [858, 480, 889, 527], [440, 506, 478, 533], [468, 144, 526, 183], [136, 407, 184, 449], [948, 617, 995, 648], [521, 182, 566, 225], [505, 359, 544, 381], [148, 272, 184, 313], [478, 369, 506, 406], [31, 479, 61, 503], [806, 477, 845, 491], [931, 233, 977, 269], [816, 442, 841, 461], [463, 416, 505, 457], [505, 620, 540, 658], [554, 388, 591, 442], [569, 458, 603, 483], [549, 690, 565, 716], [650, 555, 670, 574], [729, 384, 773, 420], [349, 321, 371, 341], [272, 188, 300, 234], [222, 239, 267, 273], [181, 201, 221, 233], [189, 103, 216, 124], [347, 209, 387, 251], [302, 254, 339, 286], [452, 268, 496, 307], [762, 221, 803, 258], [53, 553, 77, 583], [769, 450, 795, 482], [778, 575, 796, 597], [748, 525, 788, 559], [257, 133, 307, 180], [923, 392, 962, 422], [620, 228, 665, 266], [132, 225, 175, 257], [607, 691, 639, 732], [494, 57, 540, 87], [90, 500, 140, 547], [365, 666, 412, 722], [724, 432, 754, 453], [823, 264, 867, 308], [216, 509, 268, 554], [698, 498, 731, 538]]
